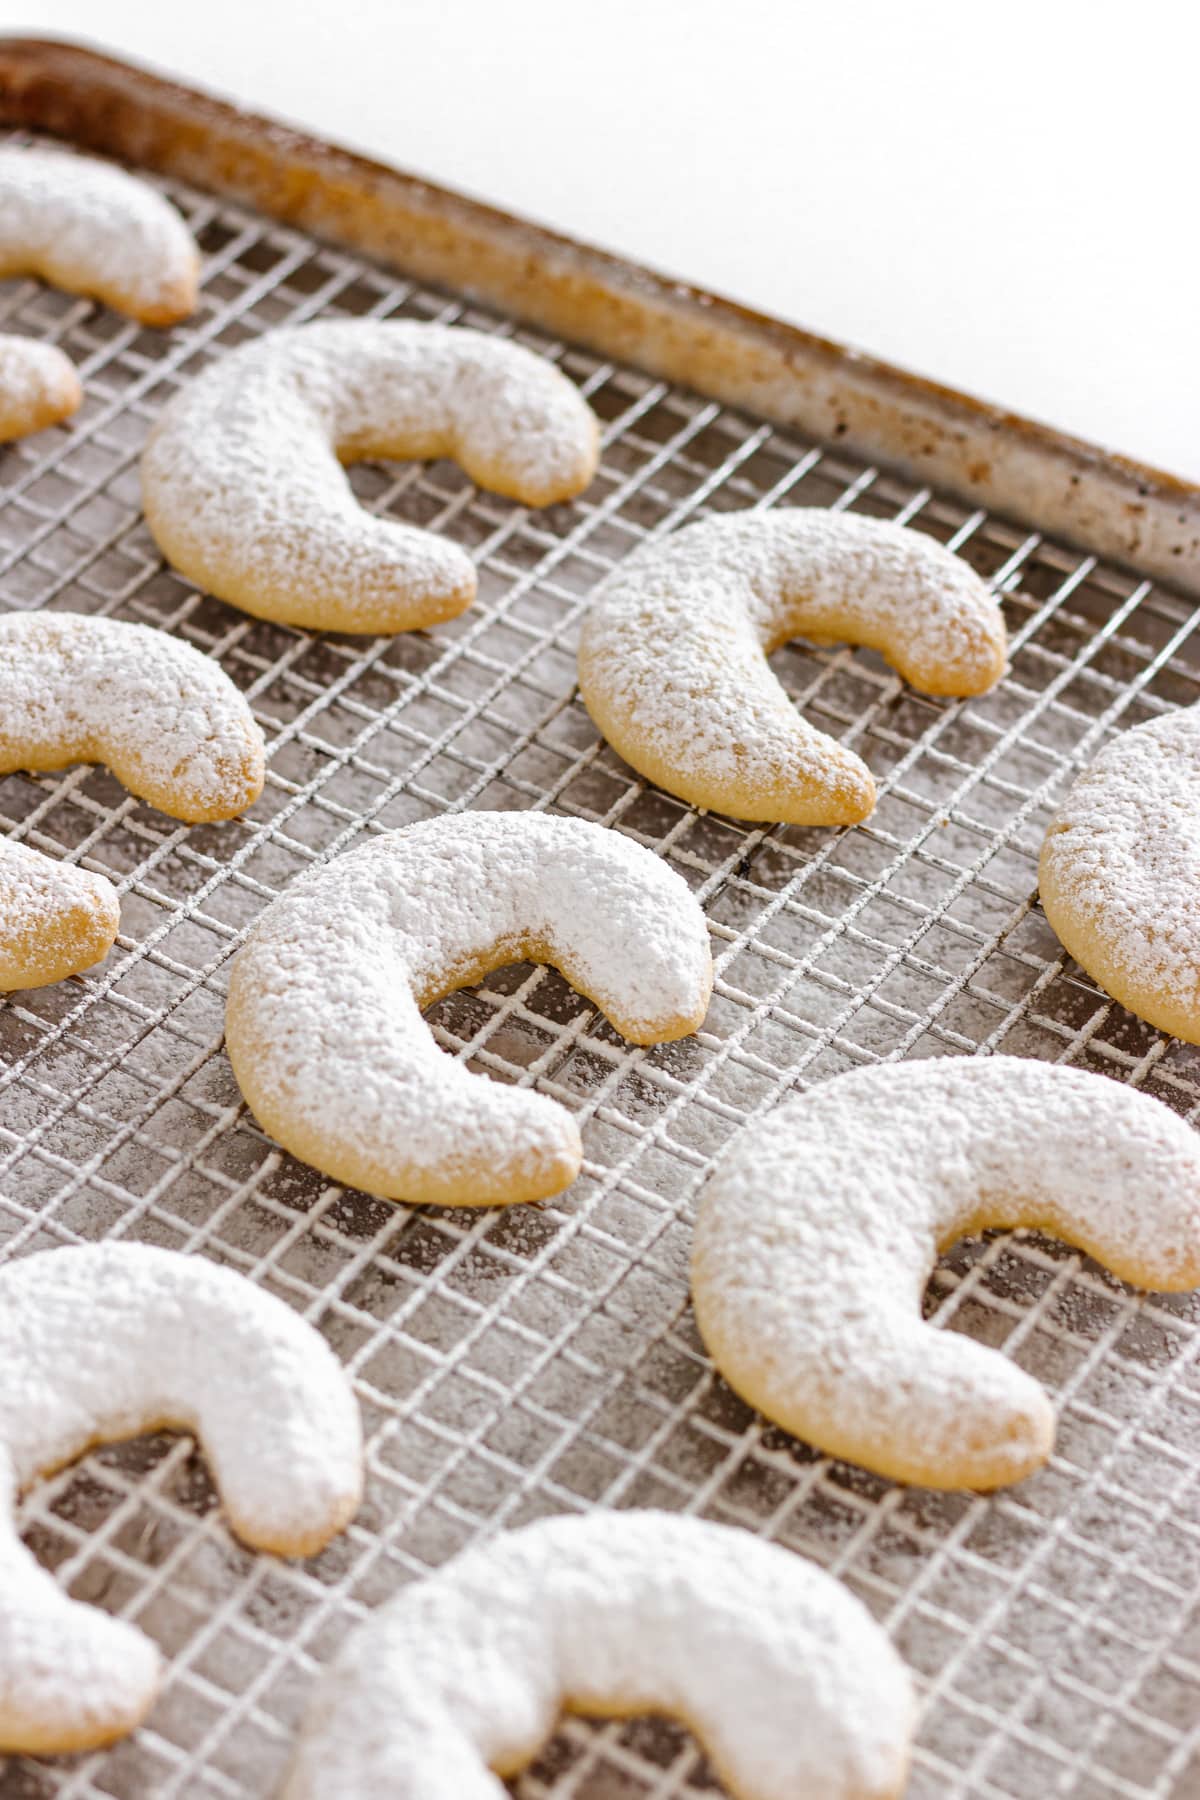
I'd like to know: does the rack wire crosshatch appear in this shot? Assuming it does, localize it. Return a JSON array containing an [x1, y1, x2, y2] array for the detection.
[[0, 130, 1199, 1800]]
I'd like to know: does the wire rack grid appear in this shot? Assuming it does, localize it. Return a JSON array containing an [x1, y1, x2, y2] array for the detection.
[[0, 136, 1199, 1800]]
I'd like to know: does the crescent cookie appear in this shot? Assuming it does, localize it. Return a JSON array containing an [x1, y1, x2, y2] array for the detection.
[[0, 612, 265, 823], [141, 320, 601, 633], [0, 146, 199, 326], [225, 813, 713, 1207], [577, 509, 1007, 826], [1040, 706, 1200, 1042], [0, 837, 120, 991], [0, 337, 81, 442], [282, 1509, 915, 1800], [0, 1242, 363, 1755], [692, 1057, 1200, 1491]]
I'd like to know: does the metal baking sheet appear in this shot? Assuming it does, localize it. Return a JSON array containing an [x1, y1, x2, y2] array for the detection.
[[0, 105, 1198, 1800], [1, 36, 1197, 592]]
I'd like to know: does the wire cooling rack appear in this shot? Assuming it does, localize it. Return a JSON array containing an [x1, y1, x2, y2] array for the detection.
[[1, 137, 1199, 1800]]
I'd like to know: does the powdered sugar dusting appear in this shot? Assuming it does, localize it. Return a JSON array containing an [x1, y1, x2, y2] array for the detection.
[[0, 336, 81, 441], [141, 320, 600, 633], [692, 1057, 1200, 1491], [225, 813, 713, 1207], [0, 837, 119, 991], [577, 509, 1006, 825], [0, 1242, 363, 1753], [282, 1509, 915, 1800], [1040, 706, 1200, 1039], [0, 613, 265, 823], [0, 146, 198, 325]]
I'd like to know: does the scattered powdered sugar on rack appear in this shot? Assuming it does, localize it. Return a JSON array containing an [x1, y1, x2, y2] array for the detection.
[[0, 335, 81, 441], [0, 1242, 363, 1755], [0, 612, 265, 823], [0, 145, 199, 326], [141, 320, 601, 633], [225, 812, 714, 1207], [692, 1057, 1200, 1492], [1040, 704, 1200, 1042], [577, 508, 1007, 826], [0, 835, 119, 991], [282, 1508, 915, 1800]]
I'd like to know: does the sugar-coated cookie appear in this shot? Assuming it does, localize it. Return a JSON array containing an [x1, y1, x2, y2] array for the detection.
[[141, 321, 600, 632], [0, 146, 199, 326], [692, 1058, 1200, 1490], [1040, 706, 1200, 1042], [0, 837, 119, 990], [0, 336, 81, 442], [0, 1242, 363, 1755], [0, 612, 265, 823], [226, 813, 713, 1206], [578, 509, 1006, 825], [282, 1509, 915, 1800]]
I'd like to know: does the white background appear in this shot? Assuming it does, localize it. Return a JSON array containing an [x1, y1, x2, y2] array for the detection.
[[4, 0, 1197, 480]]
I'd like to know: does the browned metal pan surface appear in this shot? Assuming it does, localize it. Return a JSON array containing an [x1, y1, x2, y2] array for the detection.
[[1, 34, 1198, 592]]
